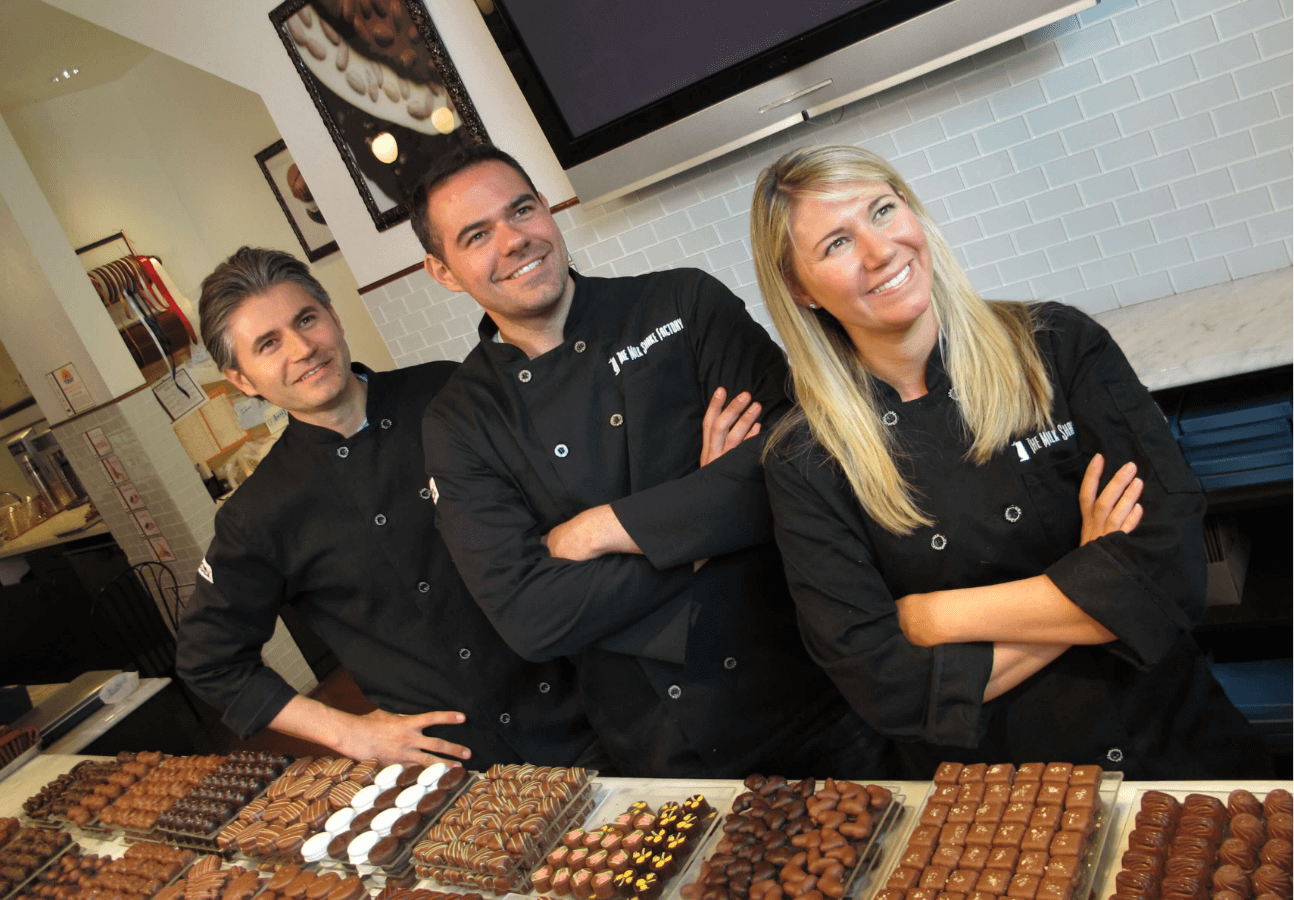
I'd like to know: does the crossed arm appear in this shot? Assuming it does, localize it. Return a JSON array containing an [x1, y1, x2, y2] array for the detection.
[[896, 453, 1143, 701]]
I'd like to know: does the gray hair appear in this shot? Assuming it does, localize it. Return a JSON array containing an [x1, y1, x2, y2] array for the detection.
[[199, 246, 332, 371]]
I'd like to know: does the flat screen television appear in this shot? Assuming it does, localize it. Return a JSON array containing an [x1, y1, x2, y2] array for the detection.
[[479, 0, 1096, 203]]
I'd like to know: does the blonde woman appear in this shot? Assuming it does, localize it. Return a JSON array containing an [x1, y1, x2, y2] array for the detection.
[[752, 145, 1268, 778]]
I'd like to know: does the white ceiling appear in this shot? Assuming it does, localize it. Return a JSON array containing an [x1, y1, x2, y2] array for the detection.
[[0, 0, 151, 112]]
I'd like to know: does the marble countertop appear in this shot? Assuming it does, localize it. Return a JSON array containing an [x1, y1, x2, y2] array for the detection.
[[1093, 267, 1292, 391]]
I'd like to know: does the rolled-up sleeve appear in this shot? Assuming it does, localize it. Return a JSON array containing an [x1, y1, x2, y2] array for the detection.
[[765, 446, 995, 748]]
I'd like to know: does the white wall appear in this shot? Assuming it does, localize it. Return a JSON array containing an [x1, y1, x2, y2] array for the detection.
[[4, 51, 394, 371], [363, 0, 1293, 367]]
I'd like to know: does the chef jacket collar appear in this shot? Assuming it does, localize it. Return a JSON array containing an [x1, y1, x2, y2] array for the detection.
[[282, 363, 380, 445], [475, 270, 589, 364], [867, 337, 951, 406]]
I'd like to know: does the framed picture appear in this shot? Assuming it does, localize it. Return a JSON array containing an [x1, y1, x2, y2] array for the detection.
[[256, 139, 341, 263], [269, 0, 490, 232]]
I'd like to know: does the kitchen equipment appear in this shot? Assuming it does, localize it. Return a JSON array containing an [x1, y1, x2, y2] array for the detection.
[[5, 422, 87, 513]]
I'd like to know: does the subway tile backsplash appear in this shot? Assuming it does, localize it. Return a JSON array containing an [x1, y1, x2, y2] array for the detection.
[[366, 0, 1291, 366]]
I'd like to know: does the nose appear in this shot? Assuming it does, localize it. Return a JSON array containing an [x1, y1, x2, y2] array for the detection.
[[858, 227, 895, 270], [284, 327, 314, 360], [498, 217, 530, 254]]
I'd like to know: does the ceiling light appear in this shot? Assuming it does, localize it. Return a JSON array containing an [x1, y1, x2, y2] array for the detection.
[[372, 132, 398, 164]]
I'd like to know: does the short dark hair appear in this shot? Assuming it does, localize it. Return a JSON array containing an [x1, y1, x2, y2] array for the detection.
[[408, 144, 539, 260], [199, 246, 332, 372]]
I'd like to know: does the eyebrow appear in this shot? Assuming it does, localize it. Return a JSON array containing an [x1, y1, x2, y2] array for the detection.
[[250, 304, 318, 350], [454, 192, 537, 247]]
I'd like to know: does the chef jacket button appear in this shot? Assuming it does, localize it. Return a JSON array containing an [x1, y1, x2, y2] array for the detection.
[[555, 443, 569, 458], [459, 648, 471, 660], [499, 712, 511, 725], [380, 418, 392, 429], [574, 340, 587, 353], [930, 533, 947, 550], [1004, 505, 1022, 523], [538, 682, 551, 693], [337, 446, 349, 458], [1107, 747, 1124, 763], [882, 411, 899, 426], [418, 582, 430, 593], [667, 685, 682, 700], [610, 414, 624, 427], [420, 487, 432, 500], [723, 657, 737, 670], [374, 513, 387, 526], [518, 369, 532, 383]]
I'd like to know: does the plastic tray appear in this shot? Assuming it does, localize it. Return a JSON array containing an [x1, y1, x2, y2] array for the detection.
[[535, 780, 739, 900], [417, 777, 598, 893], [0, 835, 76, 900], [866, 772, 1123, 900], [1096, 786, 1279, 900], [317, 771, 480, 877]]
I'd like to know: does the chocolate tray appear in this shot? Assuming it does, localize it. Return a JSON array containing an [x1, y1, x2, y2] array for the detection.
[[866, 771, 1122, 900], [537, 780, 738, 900], [841, 790, 911, 900], [318, 771, 480, 878], [0, 836, 77, 900], [1097, 785, 1282, 900], [417, 777, 598, 894], [154, 781, 275, 852]]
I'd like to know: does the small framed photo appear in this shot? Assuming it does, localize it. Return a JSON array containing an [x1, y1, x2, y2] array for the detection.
[[102, 455, 129, 484], [149, 536, 177, 563], [84, 427, 112, 457], [133, 509, 160, 537], [269, 0, 489, 232], [256, 139, 341, 262], [117, 483, 145, 510]]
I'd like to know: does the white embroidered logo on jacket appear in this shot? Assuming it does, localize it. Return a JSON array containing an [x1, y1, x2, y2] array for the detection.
[[1012, 420, 1076, 461], [607, 318, 685, 375], [198, 558, 214, 584]]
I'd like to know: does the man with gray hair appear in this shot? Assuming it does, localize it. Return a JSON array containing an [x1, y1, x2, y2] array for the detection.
[[177, 246, 596, 767]]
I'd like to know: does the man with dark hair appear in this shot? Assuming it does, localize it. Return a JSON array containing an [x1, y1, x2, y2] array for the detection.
[[177, 246, 596, 767], [417, 149, 888, 776]]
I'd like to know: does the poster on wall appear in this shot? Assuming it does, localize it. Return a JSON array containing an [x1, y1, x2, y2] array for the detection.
[[255, 139, 340, 263], [269, 0, 490, 232]]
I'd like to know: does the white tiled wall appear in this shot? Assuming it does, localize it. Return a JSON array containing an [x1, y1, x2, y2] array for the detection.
[[53, 393, 316, 695], [364, 0, 1291, 365]]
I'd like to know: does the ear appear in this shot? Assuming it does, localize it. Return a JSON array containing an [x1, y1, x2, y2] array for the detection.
[[425, 254, 465, 294], [223, 367, 259, 400]]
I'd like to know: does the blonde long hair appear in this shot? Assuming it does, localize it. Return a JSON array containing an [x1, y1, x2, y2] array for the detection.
[[752, 145, 1053, 534]]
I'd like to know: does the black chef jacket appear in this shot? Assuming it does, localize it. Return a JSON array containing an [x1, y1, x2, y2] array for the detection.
[[424, 269, 887, 778], [765, 303, 1269, 780], [176, 362, 595, 769]]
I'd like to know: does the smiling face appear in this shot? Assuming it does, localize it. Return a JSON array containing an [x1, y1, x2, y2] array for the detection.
[[222, 281, 355, 422], [788, 179, 935, 349], [422, 160, 573, 338]]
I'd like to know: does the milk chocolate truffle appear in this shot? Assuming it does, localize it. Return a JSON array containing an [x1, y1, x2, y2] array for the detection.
[[390, 811, 423, 839], [1159, 875, 1204, 900], [1230, 790, 1265, 819], [1177, 815, 1225, 844], [328, 831, 355, 860], [1169, 834, 1216, 865], [1263, 839, 1293, 872], [306, 874, 339, 900], [1182, 794, 1225, 819], [592, 870, 616, 899], [1214, 892, 1245, 900], [1120, 850, 1164, 877], [1141, 791, 1181, 817], [1214, 865, 1252, 896], [437, 766, 467, 790], [395, 765, 423, 789], [1219, 837, 1260, 871], [1271, 814, 1294, 844], [1233, 813, 1269, 848], [416, 788, 445, 816], [1253, 864, 1293, 900], [1115, 871, 1156, 897], [1266, 791, 1294, 819]]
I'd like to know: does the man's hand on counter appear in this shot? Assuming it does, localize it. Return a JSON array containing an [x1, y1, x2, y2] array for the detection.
[[269, 695, 473, 766]]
